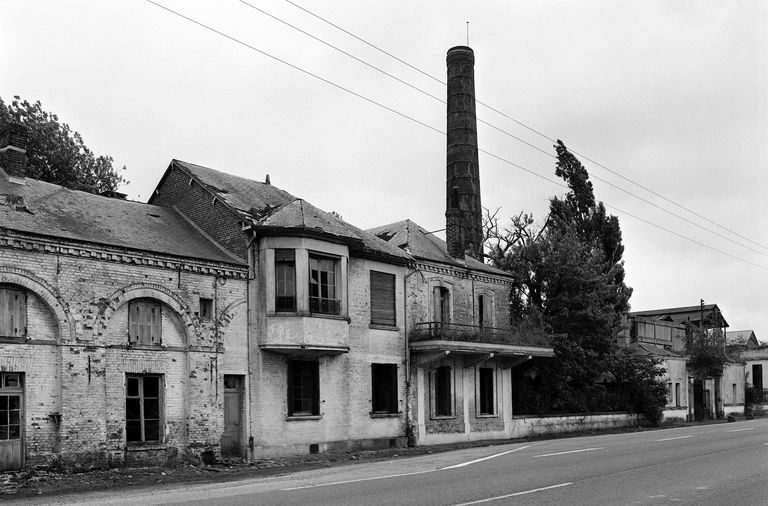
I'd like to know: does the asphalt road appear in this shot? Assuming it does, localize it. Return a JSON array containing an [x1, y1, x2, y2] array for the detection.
[[15, 418, 768, 506]]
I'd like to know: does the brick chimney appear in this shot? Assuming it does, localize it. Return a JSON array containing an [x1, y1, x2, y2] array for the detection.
[[445, 46, 482, 260], [0, 123, 28, 185]]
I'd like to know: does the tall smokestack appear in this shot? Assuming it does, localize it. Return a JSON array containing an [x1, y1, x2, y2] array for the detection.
[[445, 46, 482, 260]]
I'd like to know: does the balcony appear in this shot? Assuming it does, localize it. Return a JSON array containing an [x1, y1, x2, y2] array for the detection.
[[410, 321, 554, 362]]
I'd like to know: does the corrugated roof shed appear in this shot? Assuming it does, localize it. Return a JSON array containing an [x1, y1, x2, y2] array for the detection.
[[630, 304, 729, 328], [0, 174, 243, 265]]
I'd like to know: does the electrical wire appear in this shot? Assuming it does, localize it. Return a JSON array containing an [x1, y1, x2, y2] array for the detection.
[[282, 0, 768, 253], [241, 0, 768, 259], [144, 0, 768, 272]]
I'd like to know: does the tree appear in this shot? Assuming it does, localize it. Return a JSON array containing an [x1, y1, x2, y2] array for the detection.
[[684, 325, 727, 381], [0, 96, 127, 195], [609, 346, 668, 426], [486, 140, 633, 413]]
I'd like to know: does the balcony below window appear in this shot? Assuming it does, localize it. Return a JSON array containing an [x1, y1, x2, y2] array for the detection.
[[260, 314, 349, 358], [410, 322, 554, 359]]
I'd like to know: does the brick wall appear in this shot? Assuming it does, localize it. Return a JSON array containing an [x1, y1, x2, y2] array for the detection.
[[0, 237, 247, 470], [151, 164, 247, 259]]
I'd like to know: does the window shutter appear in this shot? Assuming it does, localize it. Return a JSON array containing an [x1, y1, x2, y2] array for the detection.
[[433, 286, 441, 323], [150, 305, 162, 343], [128, 303, 139, 343], [370, 271, 395, 326], [15, 292, 26, 337], [0, 289, 8, 336]]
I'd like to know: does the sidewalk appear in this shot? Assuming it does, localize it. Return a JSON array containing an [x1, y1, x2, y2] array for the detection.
[[0, 417, 743, 498]]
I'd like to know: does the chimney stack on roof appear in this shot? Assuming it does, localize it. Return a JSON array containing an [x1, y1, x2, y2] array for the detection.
[[445, 46, 482, 260], [0, 123, 28, 185]]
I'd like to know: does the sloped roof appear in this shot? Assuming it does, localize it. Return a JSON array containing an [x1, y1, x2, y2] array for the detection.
[[367, 219, 511, 277], [725, 330, 758, 347], [170, 160, 408, 264], [0, 174, 243, 265], [630, 342, 685, 359], [630, 304, 729, 328]]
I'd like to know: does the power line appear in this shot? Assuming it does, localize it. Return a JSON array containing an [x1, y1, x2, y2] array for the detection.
[[241, 0, 768, 260], [144, 0, 768, 272], [281, 0, 768, 253]]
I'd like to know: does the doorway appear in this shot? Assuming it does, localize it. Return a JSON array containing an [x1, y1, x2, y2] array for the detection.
[[221, 375, 244, 458], [0, 373, 23, 471]]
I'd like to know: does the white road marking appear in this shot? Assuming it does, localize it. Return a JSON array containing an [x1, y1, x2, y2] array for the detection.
[[533, 447, 602, 458], [454, 482, 573, 505], [442, 445, 532, 469], [655, 435, 694, 442], [728, 427, 753, 432], [280, 469, 436, 491]]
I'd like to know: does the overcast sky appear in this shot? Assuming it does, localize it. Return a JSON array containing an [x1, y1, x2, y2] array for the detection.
[[3, 1, 766, 340]]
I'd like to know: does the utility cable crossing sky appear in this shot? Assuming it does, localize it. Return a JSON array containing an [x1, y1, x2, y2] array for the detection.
[[145, 0, 768, 272]]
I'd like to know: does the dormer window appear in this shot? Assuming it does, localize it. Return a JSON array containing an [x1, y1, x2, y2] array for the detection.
[[309, 254, 339, 315]]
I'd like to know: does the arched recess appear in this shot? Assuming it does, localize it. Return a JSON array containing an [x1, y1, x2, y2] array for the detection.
[[216, 298, 247, 330], [93, 283, 198, 342], [0, 266, 74, 341]]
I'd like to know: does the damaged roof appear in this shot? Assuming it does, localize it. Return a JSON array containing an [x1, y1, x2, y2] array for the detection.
[[169, 160, 409, 264], [0, 174, 243, 266], [367, 219, 512, 277], [630, 304, 729, 328]]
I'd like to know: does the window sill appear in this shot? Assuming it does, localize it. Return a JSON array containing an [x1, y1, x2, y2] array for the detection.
[[126, 343, 166, 350], [126, 442, 165, 450], [369, 324, 400, 332], [286, 415, 322, 421], [370, 412, 402, 418], [476, 414, 498, 419], [429, 415, 456, 420], [268, 312, 349, 322]]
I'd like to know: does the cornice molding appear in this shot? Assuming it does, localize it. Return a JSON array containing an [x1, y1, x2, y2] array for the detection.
[[0, 231, 248, 279], [414, 260, 513, 286]]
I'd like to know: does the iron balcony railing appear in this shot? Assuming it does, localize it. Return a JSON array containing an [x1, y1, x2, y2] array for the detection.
[[410, 321, 550, 348]]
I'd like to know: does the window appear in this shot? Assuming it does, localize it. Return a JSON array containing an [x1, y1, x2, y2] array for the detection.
[[0, 373, 22, 443], [433, 286, 450, 324], [288, 360, 319, 416], [675, 383, 681, 407], [434, 366, 452, 416], [371, 364, 398, 413], [732, 383, 737, 404], [199, 298, 213, 321], [126, 375, 162, 443], [667, 382, 673, 405], [0, 287, 26, 338], [370, 271, 396, 327], [309, 255, 339, 315], [478, 295, 486, 328], [128, 300, 161, 345], [275, 249, 296, 312], [478, 367, 495, 415]]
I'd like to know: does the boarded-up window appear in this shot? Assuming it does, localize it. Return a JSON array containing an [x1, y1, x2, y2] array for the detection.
[[371, 363, 398, 413], [128, 300, 162, 345], [370, 271, 396, 326], [0, 288, 26, 338]]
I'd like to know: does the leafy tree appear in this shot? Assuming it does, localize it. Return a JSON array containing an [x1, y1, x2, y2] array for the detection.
[[0, 96, 127, 195], [684, 325, 727, 380], [486, 140, 633, 413], [609, 346, 668, 426]]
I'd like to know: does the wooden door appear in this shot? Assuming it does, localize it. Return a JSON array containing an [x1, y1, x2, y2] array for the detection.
[[221, 376, 242, 458], [0, 373, 23, 471]]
